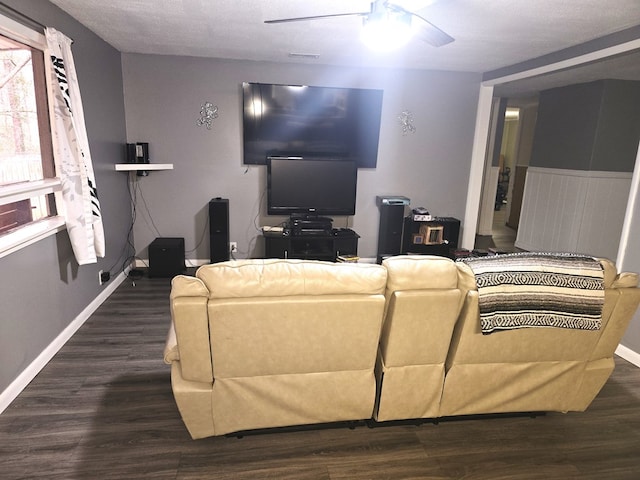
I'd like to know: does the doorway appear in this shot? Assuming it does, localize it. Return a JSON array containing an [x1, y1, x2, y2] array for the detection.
[[474, 100, 536, 253]]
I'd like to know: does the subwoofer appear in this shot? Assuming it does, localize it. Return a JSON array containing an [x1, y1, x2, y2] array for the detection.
[[209, 197, 229, 263], [148, 237, 185, 278]]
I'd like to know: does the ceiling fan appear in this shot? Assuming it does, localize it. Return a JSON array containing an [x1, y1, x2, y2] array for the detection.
[[264, 0, 454, 48]]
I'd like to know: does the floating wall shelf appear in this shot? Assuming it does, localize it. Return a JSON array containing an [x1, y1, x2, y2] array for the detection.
[[115, 163, 173, 171]]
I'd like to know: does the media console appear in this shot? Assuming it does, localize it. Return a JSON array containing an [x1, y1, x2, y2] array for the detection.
[[263, 229, 359, 261]]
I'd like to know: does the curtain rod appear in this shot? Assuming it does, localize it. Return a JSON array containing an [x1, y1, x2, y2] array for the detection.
[[0, 2, 47, 32], [0, 2, 74, 43]]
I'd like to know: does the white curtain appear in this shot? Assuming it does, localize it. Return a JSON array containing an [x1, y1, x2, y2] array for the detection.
[[45, 28, 105, 265]]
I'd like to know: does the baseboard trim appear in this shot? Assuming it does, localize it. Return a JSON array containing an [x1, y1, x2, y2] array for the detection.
[[0, 270, 127, 415], [137, 257, 380, 267], [136, 258, 211, 268], [185, 259, 210, 268], [615, 344, 640, 367]]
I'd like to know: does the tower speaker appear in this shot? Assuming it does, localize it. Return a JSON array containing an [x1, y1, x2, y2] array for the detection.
[[209, 197, 229, 263], [376, 196, 410, 264]]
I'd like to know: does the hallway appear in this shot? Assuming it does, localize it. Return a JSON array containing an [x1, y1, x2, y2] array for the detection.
[[474, 206, 518, 253]]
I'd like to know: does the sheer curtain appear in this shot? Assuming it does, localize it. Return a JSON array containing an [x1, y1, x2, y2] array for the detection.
[[45, 28, 104, 265]]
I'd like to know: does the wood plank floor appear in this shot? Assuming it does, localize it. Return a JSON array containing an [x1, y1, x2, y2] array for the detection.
[[2, 272, 640, 479], [475, 208, 519, 253]]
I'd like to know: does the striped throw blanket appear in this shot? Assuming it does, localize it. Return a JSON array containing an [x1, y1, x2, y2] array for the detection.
[[460, 252, 604, 334]]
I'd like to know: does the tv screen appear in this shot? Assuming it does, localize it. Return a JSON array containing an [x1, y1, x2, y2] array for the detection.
[[267, 158, 357, 216], [243, 82, 383, 168]]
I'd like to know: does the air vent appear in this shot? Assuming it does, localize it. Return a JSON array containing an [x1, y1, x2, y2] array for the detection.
[[288, 52, 320, 59]]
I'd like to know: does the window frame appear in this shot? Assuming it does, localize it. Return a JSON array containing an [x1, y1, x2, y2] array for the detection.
[[0, 13, 65, 259]]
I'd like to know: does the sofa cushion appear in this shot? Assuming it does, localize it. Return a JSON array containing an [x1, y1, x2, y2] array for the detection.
[[382, 255, 460, 291], [196, 259, 387, 298]]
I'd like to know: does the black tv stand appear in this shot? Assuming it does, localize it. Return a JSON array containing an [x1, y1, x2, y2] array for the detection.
[[263, 228, 359, 262]]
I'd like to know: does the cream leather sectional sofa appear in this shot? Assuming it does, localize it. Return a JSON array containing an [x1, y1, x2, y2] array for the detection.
[[163, 256, 640, 439]]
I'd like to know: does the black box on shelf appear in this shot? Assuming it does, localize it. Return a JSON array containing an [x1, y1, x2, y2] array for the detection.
[[149, 237, 185, 278]]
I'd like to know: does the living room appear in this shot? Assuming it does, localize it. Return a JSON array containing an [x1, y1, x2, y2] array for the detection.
[[2, 1, 640, 477]]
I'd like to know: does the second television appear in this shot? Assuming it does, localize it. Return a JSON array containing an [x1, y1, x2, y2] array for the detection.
[[267, 157, 357, 217], [243, 82, 383, 168]]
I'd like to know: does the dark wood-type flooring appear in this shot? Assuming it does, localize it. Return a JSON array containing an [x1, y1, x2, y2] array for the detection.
[[475, 208, 519, 253], [2, 272, 640, 479]]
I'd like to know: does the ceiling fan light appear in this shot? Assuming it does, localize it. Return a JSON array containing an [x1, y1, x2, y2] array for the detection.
[[361, 11, 413, 51]]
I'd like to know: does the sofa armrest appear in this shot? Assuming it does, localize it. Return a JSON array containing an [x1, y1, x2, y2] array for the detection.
[[170, 275, 214, 383], [591, 287, 640, 360], [612, 272, 639, 288], [163, 320, 179, 364]]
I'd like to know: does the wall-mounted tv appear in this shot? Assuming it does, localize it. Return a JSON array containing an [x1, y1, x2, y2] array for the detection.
[[267, 157, 357, 217], [243, 82, 383, 168]]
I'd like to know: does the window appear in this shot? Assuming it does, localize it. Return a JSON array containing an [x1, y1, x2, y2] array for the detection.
[[0, 15, 63, 257]]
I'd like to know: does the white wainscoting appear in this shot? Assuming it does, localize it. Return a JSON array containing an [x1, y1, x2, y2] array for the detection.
[[516, 167, 632, 260]]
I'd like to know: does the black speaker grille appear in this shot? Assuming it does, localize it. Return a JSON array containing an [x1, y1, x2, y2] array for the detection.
[[209, 198, 230, 263]]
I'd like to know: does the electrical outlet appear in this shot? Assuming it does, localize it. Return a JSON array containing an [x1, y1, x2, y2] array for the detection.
[[99, 270, 110, 285], [229, 242, 238, 253]]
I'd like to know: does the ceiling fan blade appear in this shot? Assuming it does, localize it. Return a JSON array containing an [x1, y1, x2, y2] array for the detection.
[[265, 12, 369, 24], [265, 2, 453, 48], [390, 0, 440, 10], [412, 16, 454, 47], [389, 4, 454, 47]]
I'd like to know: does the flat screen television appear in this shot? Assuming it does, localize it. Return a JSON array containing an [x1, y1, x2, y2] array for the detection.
[[267, 158, 357, 217], [243, 82, 383, 168]]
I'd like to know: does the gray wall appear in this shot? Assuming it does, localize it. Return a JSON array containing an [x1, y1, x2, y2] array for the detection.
[[121, 54, 481, 261], [531, 80, 640, 172], [593, 81, 640, 171], [0, 1, 130, 392]]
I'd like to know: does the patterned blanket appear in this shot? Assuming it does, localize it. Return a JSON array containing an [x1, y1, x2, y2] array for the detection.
[[460, 252, 604, 334]]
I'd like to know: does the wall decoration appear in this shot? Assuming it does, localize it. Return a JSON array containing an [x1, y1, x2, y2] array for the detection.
[[197, 101, 218, 129], [398, 110, 416, 135]]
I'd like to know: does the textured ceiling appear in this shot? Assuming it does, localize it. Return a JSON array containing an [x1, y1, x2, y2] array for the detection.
[[48, 0, 640, 96]]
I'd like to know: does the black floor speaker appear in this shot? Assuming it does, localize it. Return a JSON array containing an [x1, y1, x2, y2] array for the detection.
[[209, 197, 229, 263], [376, 202, 406, 264], [148, 237, 185, 278]]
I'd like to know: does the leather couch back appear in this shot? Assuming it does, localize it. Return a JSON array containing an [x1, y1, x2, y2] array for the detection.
[[196, 258, 387, 298], [171, 259, 387, 383], [380, 255, 467, 367]]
